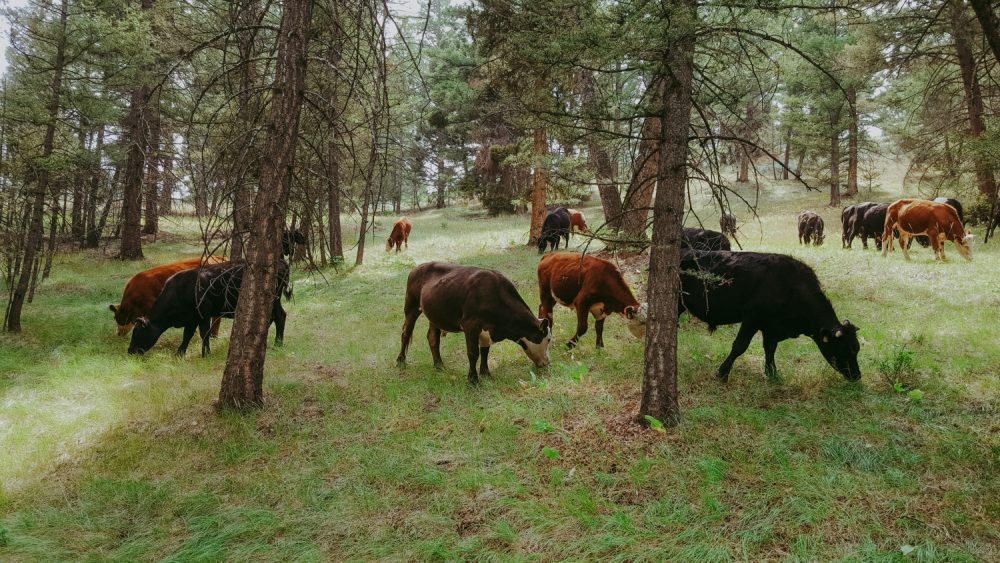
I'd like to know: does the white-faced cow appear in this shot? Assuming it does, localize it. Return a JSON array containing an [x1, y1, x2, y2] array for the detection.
[[679, 250, 861, 382], [396, 262, 552, 384]]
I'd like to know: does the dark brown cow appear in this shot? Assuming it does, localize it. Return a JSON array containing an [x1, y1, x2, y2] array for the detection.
[[797, 211, 825, 245], [537, 252, 647, 349], [567, 209, 589, 235], [396, 262, 552, 383], [385, 217, 412, 252], [110, 256, 226, 335], [882, 200, 972, 261]]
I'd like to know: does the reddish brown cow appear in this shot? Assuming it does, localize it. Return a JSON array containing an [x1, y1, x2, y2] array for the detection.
[[386, 217, 412, 252], [537, 252, 647, 348], [882, 200, 972, 261], [567, 209, 589, 235], [110, 256, 226, 335]]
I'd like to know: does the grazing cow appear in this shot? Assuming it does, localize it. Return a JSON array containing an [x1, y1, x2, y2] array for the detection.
[[396, 262, 552, 383], [681, 227, 732, 251], [797, 211, 825, 245], [282, 230, 306, 258], [537, 253, 647, 349], [538, 207, 571, 253], [679, 250, 861, 381], [567, 209, 589, 236], [882, 200, 972, 261], [386, 217, 412, 252], [986, 204, 1000, 244], [110, 256, 226, 336], [841, 202, 880, 248], [128, 260, 290, 357]]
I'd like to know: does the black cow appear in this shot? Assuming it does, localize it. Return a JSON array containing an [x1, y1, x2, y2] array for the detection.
[[282, 230, 307, 258], [841, 202, 880, 248], [797, 211, 825, 245], [679, 250, 861, 381], [538, 207, 571, 253], [396, 262, 552, 384], [857, 203, 891, 250], [128, 260, 290, 357], [682, 227, 732, 251]]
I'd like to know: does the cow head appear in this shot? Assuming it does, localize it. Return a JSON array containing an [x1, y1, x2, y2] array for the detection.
[[955, 233, 973, 260], [109, 304, 134, 335], [518, 318, 552, 367], [814, 320, 861, 380], [128, 317, 162, 355], [624, 303, 648, 339], [385, 238, 393, 252], [815, 232, 825, 246]]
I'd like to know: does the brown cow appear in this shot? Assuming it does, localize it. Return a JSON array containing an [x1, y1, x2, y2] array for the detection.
[[537, 252, 647, 349], [567, 209, 589, 235], [386, 217, 412, 252], [882, 200, 972, 261], [396, 262, 552, 383], [110, 256, 226, 335]]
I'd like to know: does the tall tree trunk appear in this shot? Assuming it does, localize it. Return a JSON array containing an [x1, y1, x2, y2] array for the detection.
[[327, 139, 343, 262], [581, 70, 623, 231], [639, 0, 696, 428], [71, 127, 87, 240], [782, 129, 792, 180], [952, 0, 998, 203], [84, 126, 106, 248], [142, 92, 161, 235], [228, 0, 262, 261], [435, 156, 446, 209], [219, 0, 314, 409], [845, 86, 859, 196], [4, 0, 68, 332], [829, 104, 842, 207], [737, 155, 749, 183], [968, 0, 1000, 66], [42, 186, 60, 279], [528, 128, 548, 244], [621, 116, 661, 240], [159, 125, 174, 215]]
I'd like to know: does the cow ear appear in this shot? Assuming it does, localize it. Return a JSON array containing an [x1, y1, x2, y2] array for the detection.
[[134, 317, 149, 329], [109, 304, 117, 313], [624, 305, 636, 319], [539, 318, 551, 333], [842, 320, 858, 334]]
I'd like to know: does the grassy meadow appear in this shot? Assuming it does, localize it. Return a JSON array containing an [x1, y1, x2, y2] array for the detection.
[[1, 170, 999, 561]]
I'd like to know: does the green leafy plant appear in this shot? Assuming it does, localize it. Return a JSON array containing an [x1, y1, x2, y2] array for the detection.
[[541, 447, 560, 460], [643, 415, 666, 433], [877, 345, 916, 391]]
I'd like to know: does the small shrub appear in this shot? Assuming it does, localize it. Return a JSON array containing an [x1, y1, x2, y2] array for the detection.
[[876, 345, 916, 391]]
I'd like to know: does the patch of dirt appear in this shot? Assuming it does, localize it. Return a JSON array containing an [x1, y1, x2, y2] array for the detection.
[[307, 364, 349, 388], [296, 396, 325, 422]]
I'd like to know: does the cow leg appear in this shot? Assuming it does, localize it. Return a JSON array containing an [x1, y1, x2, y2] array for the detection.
[[479, 345, 490, 377], [198, 318, 212, 357], [900, 233, 912, 260], [717, 323, 757, 382], [463, 329, 480, 384], [763, 333, 779, 380], [595, 318, 605, 349], [428, 325, 444, 368], [396, 300, 422, 366], [272, 299, 287, 345], [177, 324, 197, 356], [567, 305, 590, 349], [210, 317, 221, 338]]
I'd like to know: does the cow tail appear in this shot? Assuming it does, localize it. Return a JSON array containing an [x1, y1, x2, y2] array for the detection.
[[283, 283, 294, 302]]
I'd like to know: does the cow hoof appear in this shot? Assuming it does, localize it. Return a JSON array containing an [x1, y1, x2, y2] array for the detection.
[[566, 340, 578, 350], [434, 362, 445, 370], [716, 371, 729, 383], [396, 358, 406, 368], [468, 375, 480, 385]]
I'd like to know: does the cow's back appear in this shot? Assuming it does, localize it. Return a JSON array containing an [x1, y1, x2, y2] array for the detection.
[[114, 257, 224, 325]]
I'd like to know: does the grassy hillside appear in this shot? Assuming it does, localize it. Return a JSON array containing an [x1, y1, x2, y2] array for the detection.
[[1, 177, 998, 561]]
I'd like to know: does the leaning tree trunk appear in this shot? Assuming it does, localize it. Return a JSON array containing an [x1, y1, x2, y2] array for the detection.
[[528, 128, 548, 244], [968, 0, 1000, 66], [639, 0, 696, 428], [4, 0, 68, 332], [581, 70, 623, 231], [845, 86, 859, 196], [219, 0, 314, 409], [952, 0, 998, 203], [621, 116, 661, 241]]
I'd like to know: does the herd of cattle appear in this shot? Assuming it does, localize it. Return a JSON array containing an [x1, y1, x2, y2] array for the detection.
[[111, 206, 877, 385]]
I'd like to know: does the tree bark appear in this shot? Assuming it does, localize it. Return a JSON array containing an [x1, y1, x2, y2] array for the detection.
[[228, 0, 262, 261], [85, 126, 106, 248], [968, 0, 1000, 66], [142, 92, 161, 235], [952, 0, 998, 202], [581, 70, 623, 231], [639, 0, 696, 428], [782, 129, 792, 180], [159, 125, 174, 215], [621, 116, 661, 240], [327, 139, 343, 262], [4, 0, 68, 332], [829, 103, 842, 207], [528, 128, 548, 244], [435, 156, 446, 209], [219, 0, 314, 409], [845, 86, 859, 196], [71, 127, 87, 240]]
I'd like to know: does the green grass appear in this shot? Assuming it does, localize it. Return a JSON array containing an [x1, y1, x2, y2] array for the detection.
[[1, 171, 999, 560]]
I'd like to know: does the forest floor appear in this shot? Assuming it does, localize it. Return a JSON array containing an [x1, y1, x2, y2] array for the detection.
[[1, 170, 999, 561]]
